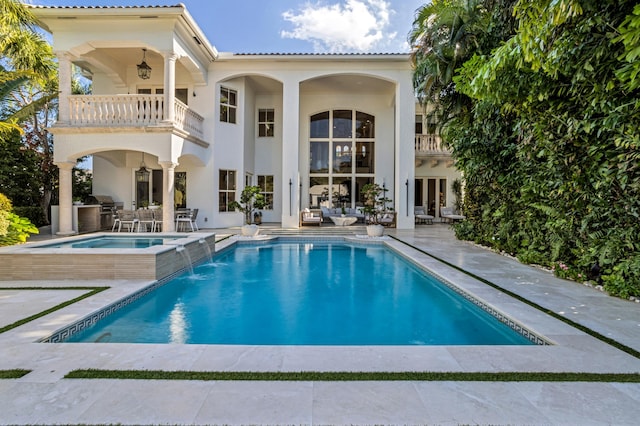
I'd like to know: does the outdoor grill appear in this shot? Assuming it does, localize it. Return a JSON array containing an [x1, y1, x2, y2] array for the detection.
[[86, 195, 123, 230]]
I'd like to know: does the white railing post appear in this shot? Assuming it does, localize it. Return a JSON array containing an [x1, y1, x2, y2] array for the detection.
[[415, 134, 448, 155]]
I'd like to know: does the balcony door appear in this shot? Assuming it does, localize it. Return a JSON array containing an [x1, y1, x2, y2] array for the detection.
[[137, 88, 188, 105]]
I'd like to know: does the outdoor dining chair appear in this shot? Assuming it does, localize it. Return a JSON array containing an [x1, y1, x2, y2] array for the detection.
[[175, 208, 198, 231], [152, 208, 163, 232], [136, 209, 155, 232], [116, 210, 138, 232]]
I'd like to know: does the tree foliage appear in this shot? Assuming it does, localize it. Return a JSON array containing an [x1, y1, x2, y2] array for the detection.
[[0, 192, 38, 246], [412, 0, 640, 297], [1, 0, 55, 135], [0, 130, 43, 206], [1, 0, 63, 228]]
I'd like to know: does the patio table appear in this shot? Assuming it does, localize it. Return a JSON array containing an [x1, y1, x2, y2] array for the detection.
[[330, 216, 358, 226]]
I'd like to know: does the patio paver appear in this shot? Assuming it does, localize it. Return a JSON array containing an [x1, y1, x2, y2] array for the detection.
[[0, 224, 638, 425]]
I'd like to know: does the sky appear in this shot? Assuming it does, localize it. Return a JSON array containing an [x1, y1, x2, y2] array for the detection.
[[28, 0, 428, 53]]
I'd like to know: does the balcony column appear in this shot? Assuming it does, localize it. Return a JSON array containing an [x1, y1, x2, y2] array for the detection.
[[56, 52, 72, 124], [55, 161, 76, 235], [159, 161, 177, 232], [163, 52, 178, 124], [281, 77, 300, 228]]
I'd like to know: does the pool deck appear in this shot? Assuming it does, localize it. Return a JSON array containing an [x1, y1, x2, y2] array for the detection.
[[0, 224, 639, 425]]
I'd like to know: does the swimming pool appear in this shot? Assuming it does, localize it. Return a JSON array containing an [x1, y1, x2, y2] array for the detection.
[[61, 240, 538, 345], [34, 236, 182, 249]]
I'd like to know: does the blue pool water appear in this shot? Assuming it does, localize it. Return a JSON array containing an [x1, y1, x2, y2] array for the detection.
[[37, 236, 181, 249], [65, 241, 534, 345]]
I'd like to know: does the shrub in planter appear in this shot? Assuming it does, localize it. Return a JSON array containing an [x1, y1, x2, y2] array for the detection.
[[228, 185, 266, 225]]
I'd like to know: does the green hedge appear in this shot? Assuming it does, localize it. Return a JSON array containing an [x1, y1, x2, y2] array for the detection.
[[423, 1, 640, 298]]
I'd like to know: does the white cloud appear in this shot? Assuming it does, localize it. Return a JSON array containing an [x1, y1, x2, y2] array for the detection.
[[281, 0, 398, 53]]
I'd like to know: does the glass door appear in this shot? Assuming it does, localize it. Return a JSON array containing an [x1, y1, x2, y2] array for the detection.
[[414, 178, 424, 208], [426, 178, 447, 217]]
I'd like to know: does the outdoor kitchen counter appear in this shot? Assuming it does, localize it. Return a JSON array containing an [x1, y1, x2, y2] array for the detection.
[[73, 204, 102, 234], [50, 204, 104, 235]]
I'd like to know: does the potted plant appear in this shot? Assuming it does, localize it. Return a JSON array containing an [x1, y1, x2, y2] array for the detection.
[[361, 183, 393, 237], [228, 185, 266, 236]]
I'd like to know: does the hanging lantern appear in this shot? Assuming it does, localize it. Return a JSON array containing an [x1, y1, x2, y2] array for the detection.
[[136, 152, 150, 182], [137, 48, 152, 80]]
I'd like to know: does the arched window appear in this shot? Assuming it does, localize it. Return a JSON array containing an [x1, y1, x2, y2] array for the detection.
[[309, 110, 375, 209]]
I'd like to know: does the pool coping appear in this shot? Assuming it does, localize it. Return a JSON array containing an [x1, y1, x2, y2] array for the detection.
[[1, 234, 639, 378]]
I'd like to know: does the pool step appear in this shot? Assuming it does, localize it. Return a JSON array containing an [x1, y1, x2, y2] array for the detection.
[[263, 225, 366, 236]]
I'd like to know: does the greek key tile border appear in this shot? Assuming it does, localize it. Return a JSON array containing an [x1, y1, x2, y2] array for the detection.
[[40, 270, 185, 344]]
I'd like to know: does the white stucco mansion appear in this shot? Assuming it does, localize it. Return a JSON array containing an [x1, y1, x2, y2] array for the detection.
[[32, 4, 461, 233]]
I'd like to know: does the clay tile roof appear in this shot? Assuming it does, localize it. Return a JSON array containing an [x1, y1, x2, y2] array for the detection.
[[28, 4, 183, 9], [233, 52, 408, 56]]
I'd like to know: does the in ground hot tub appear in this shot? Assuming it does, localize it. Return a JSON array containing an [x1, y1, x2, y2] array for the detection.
[[0, 232, 216, 281]]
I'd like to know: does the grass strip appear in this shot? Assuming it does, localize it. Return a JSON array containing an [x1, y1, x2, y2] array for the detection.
[[390, 236, 640, 360], [65, 369, 640, 382], [0, 369, 31, 379], [215, 234, 235, 243], [0, 287, 109, 334]]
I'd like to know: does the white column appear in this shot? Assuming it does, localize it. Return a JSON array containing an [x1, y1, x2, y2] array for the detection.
[[163, 52, 178, 123], [56, 52, 72, 124], [55, 161, 76, 235], [281, 78, 300, 228], [159, 161, 177, 232], [395, 74, 416, 229]]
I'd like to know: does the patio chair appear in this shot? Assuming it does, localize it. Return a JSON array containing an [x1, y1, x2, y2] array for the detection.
[[440, 206, 465, 223], [300, 208, 322, 226], [136, 209, 155, 232], [152, 208, 163, 232], [414, 207, 434, 225], [378, 212, 397, 228], [176, 208, 198, 231], [111, 208, 120, 232], [116, 209, 138, 232]]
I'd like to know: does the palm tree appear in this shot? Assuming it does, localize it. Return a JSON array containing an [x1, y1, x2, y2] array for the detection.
[[1, 0, 58, 227], [408, 0, 492, 127], [1, 0, 55, 136]]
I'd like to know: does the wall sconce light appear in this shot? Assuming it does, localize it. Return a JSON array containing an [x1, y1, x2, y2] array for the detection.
[[137, 48, 152, 80]]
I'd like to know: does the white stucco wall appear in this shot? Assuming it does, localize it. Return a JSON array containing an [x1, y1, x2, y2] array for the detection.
[[210, 78, 246, 228], [254, 93, 284, 223]]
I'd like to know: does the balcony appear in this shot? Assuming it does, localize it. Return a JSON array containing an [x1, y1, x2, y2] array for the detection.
[[67, 94, 204, 140], [415, 134, 450, 157]]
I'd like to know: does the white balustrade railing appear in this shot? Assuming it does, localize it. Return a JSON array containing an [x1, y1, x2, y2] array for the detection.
[[415, 134, 449, 155], [174, 99, 204, 140], [68, 94, 203, 139]]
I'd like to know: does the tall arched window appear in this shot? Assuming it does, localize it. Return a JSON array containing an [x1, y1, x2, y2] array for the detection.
[[309, 110, 375, 209]]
